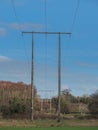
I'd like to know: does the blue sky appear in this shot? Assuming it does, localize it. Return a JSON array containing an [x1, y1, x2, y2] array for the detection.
[[0, 0, 98, 97]]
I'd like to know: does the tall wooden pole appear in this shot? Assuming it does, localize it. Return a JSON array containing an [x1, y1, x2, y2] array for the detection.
[[22, 31, 71, 121], [31, 33, 34, 120], [58, 32, 61, 122]]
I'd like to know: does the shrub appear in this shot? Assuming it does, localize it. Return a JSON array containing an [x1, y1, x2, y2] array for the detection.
[[1, 97, 27, 117]]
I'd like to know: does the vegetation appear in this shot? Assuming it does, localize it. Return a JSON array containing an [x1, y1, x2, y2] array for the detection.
[[0, 81, 98, 120], [88, 90, 98, 117], [1, 97, 30, 116], [0, 119, 98, 127], [0, 127, 98, 130], [0, 81, 37, 119], [52, 89, 89, 115]]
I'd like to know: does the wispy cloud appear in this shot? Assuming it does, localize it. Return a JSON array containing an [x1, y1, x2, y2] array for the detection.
[[13, 0, 27, 7], [0, 55, 98, 96], [0, 22, 44, 31], [77, 62, 98, 68], [0, 55, 11, 62], [61, 85, 69, 91], [10, 23, 43, 31], [74, 84, 98, 96], [0, 58, 30, 83], [0, 28, 7, 36], [2, 0, 27, 7], [85, 0, 98, 4]]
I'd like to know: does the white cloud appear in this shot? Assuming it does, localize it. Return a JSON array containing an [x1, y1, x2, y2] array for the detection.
[[12, 0, 27, 7], [0, 59, 31, 83], [0, 28, 7, 36], [0, 22, 44, 31], [61, 84, 69, 91], [74, 84, 98, 96], [77, 62, 98, 68], [10, 23, 44, 31], [0, 55, 11, 62]]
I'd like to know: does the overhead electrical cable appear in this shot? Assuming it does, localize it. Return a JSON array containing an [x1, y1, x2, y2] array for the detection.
[[11, 0, 30, 80], [70, 0, 80, 32], [11, 0, 22, 32], [45, 0, 47, 32]]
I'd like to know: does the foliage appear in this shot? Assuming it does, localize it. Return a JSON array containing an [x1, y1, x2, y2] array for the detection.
[[52, 97, 58, 112], [88, 90, 98, 115], [0, 81, 96, 119], [0, 81, 39, 118], [60, 97, 70, 114], [0, 127, 98, 130], [52, 89, 71, 114], [1, 97, 29, 116], [34, 98, 40, 111], [51, 89, 90, 115]]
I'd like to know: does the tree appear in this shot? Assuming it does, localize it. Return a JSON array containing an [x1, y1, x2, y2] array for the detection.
[[88, 90, 98, 115], [52, 97, 58, 112], [61, 89, 71, 96], [60, 97, 70, 114], [1, 97, 27, 116], [52, 96, 70, 114]]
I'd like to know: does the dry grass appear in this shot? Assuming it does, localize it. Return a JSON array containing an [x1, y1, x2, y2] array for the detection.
[[0, 119, 98, 127]]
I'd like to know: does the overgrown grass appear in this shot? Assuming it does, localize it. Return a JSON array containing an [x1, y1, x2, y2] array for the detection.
[[0, 127, 98, 130], [0, 119, 98, 127]]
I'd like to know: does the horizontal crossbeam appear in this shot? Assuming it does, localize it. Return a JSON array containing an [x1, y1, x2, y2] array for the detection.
[[22, 31, 71, 35]]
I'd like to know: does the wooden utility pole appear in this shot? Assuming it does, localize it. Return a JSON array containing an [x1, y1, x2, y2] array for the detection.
[[22, 31, 71, 121], [31, 33, 34, 120], [58, 32, 61, 122]]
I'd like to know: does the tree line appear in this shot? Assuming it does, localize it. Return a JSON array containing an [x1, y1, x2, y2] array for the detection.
[[0, 81, 98, 119]]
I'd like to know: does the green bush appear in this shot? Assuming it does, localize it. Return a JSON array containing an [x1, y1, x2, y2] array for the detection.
[[88, 90, 98, 116], [60, 98, 70, 114], [1, 105, 11, 115], [1, 97, 26, 116]]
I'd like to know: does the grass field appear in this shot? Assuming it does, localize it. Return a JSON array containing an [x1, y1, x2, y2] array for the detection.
[[0, 119, 98, 129], [0, 127, 98, 130]]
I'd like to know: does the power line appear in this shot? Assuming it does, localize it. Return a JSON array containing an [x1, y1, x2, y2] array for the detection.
[[11, 0, 22, 32], [44, 0, 47, 32], [70, 0, 80, 32], [11, 0, 30, 81]]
